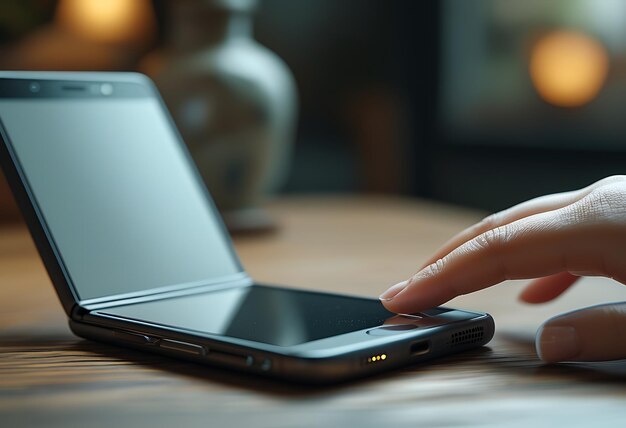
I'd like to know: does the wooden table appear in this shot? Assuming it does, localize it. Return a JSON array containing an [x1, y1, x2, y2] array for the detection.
[[1, 196, 625, 427]]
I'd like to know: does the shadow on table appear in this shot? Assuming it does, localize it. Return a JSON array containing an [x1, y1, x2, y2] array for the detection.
[[2, 333, 626, 396], [0, 334, 407, 396]]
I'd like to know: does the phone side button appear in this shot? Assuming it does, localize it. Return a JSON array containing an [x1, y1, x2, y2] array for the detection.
[[113, 330, 158, 345], [366, 324, 419, 336], [159, 339, 206, 356], [206, 350, 254, 368], [260, 358, 272, 372]]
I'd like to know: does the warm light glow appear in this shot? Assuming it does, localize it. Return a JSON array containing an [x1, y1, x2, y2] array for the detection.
[[56, 0, 156, 44], [529, 30, 609, 107], [381, 354, 387, 360]]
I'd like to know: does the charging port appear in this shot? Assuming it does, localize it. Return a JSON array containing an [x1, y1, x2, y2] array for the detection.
[[410, 340, 430, 357]]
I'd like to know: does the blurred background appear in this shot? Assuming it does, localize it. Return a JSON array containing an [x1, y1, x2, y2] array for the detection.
[[1, 0, 625, 226]]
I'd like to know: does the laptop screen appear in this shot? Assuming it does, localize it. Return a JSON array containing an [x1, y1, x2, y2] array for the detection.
[[0, 77, 242, 302]]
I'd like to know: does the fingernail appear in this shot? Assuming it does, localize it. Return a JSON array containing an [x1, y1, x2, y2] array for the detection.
[[536, 325, 580, 362], [379, 280, 408, 301]]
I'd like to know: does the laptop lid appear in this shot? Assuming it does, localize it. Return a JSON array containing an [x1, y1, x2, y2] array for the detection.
[[0, 72, 246, 316]]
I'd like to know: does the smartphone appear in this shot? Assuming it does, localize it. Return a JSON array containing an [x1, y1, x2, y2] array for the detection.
[[0, 72, 494, 383]]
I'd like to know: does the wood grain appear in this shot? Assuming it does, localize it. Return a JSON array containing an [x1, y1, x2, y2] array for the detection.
[[1, 196, 625, 427]]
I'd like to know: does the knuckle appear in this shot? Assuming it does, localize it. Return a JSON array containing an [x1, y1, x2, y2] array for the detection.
[[572, 186, 626, 222], [419, 258, 447, 279], [470, 225, 512, 281], [473, 224, 511, 253], [596, 175, 626, 187], [563, 199, 592, 223], [479, 213, 501, 230]]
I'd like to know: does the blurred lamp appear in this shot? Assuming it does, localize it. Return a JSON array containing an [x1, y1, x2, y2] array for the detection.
[[56, 0, 155, 45], [529, 30, 609, 108]]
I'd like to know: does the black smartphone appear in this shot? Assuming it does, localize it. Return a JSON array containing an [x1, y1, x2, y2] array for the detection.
[[0, 72, 494, 383]]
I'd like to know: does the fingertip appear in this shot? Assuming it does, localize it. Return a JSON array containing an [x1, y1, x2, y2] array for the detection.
[[535, 323, 581, 363], [518, 288, 534, 304], [536, 303, 626, 362], [518, 288, 548, 304], [379, 297, 401, 313], [379, 280, 408, 302], [379, 283, 447, 314], [380, 296, 429, 315], [519, 273, 580, 305], [518, 280, 553, 304], [535, 322, 546, 361]]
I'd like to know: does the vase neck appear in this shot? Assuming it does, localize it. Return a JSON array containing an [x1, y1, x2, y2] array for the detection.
[[169, 3, 253, 51], [226, 13, 253, 41]]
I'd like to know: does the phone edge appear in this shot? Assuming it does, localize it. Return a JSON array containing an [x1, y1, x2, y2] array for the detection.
[[69, 312, 495, 384]]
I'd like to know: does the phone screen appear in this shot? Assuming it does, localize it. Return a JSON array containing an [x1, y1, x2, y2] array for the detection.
[[96, 285, 463, 346]]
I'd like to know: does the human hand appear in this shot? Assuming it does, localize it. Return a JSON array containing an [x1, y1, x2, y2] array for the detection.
[[380, 176, 626, 362]]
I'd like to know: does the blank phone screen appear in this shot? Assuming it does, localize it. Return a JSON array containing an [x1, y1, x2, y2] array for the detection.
[[0, 80, 241, 301], [96, 285, 473, 346], [99, 285, 394, 346]]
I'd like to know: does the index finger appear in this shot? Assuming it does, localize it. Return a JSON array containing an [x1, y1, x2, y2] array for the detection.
[[419, 190, 583, 271], [381, 206, 613, 314], [419, 176, 626, 271]]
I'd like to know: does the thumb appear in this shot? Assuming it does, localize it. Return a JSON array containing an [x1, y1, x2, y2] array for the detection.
[[536, 302, 626, 363]]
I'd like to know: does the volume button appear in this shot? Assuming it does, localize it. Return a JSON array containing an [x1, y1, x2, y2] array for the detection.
[[206, 349, 254, 368], [159, 339, 206, 356], [113, 330, 157, 345]]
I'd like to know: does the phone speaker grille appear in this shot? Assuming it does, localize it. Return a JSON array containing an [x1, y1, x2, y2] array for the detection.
[[448, 326, 484, 347]]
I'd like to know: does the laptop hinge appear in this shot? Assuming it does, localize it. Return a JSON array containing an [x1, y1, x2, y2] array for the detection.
[[78, 275, 253, 312], [71, 303, 88, 321]]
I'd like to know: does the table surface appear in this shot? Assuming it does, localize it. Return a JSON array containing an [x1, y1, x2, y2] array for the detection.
[[1, 196, 625, 427]]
